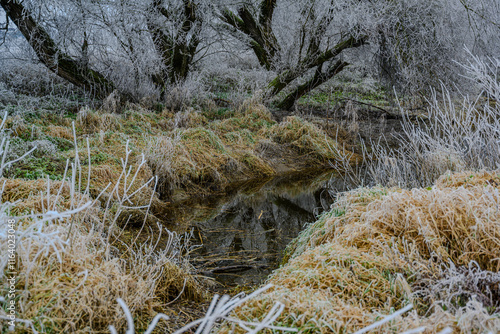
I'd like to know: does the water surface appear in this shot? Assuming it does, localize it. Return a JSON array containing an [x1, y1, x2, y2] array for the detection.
[[166, 170, 349, 287]]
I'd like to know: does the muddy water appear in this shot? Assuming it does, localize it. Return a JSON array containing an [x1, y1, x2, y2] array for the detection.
[[161, 170, 350, 288]]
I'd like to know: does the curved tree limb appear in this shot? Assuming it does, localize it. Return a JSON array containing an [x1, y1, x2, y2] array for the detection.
[[0, 0, 113, 97]]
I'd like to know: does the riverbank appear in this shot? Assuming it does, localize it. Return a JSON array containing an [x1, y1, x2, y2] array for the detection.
[[0, 95, 356, 332], [223, 170, 500, 333], [3, 95, 355, 203]]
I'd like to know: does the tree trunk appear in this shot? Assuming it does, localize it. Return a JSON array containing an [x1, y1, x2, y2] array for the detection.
[[277, 60, 349, 110], [148, 0, 200, 89], [220, 1, 279, 70], [0, 0, 113, 97], [267, 68, 304, 96], [266, 36, 367, 97]]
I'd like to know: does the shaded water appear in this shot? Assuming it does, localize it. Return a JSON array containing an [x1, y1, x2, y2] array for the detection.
[[160, 170, 350, 287]]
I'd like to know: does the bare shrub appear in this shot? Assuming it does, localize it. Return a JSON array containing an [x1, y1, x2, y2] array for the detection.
[[0, 83, 16, 106], [163, 75, 209, 111], [338, 52, 500, 189], [101, 90, 122, 113], [416, 260, 500, 312]]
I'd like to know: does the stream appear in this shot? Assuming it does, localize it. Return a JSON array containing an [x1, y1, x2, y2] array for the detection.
[[155, 170, 351, 288]]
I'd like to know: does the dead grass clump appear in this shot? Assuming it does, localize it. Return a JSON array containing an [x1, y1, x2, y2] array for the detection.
[[240, 151, 275, 176], [76, 108, 122, 134], [5, 114, 29, 137], [228, 171, 500, 333], [236, 95, 271, 117], [170, 109, 208, 129], [239, 103, 274, 131], [147, 125, 282, 199], [435, 170, 500, 189], [328, 184, 500, 272], [266, 116, 341, 161], [272, 243, 410, 309], [0, 178, 91, 214], [13, 216, 203, 333], [212, 101, 274, 134], [46, 125, 73, 140], [0, 142, 205, 333], [146, 129, 230, 198]]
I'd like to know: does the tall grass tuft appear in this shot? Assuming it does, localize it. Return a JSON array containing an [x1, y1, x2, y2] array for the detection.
[[0, 116, 203, 332], [335, 52, 500, 189]]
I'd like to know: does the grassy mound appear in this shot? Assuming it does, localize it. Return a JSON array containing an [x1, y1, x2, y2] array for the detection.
[[145, 101, 345, 200], [2, 99, 349, 203], [0, 167, 205, 333], [265, 116, 341, 161], [224, 171, 500, 333]]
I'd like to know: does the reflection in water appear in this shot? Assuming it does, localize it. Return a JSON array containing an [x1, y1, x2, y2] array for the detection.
[[131, 170, 352, 287], [173, 170, 348, 287]]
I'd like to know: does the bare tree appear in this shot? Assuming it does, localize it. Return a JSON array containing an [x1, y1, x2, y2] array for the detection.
[[0, 0, 495, 105], [220, 0, 367, 109], [218, 0, 475, 109], [0, 0, 113, 97], [0, 0, 209, 100]]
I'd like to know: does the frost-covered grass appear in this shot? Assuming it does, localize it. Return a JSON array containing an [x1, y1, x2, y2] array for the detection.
[[334, 52, 500, 189], [0, 92, 349, 204], [0, 117, 204, 332], [0, 107, 301, 334], [0, 90, 350, 332], [225, 171, 500, 333], [216, 54, 500, 333]]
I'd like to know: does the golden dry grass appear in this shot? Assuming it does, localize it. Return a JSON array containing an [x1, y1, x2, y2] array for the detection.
[[9, 100, 351, 204], [1, 178, 91, 214], [76, 108, 122, 134], [1, 178, 204, 333], [46, 125, 73, 140], [224, 171, 500, 333], [265, 116, 341, 161], [146, 102, 350, 200], [14, 219, 203, 333]]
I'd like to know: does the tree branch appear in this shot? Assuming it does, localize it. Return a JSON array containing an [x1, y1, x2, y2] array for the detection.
[[277, 60, 349, 110], [0, 0, 113, 97], [0, 14, 8, 47]]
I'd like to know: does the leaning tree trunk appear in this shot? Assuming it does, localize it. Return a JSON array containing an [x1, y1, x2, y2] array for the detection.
[[0, 0, 113, 97], [266, 36, 367, 98], [221, 1, 368, 110], [276, 60, 349, 110]]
